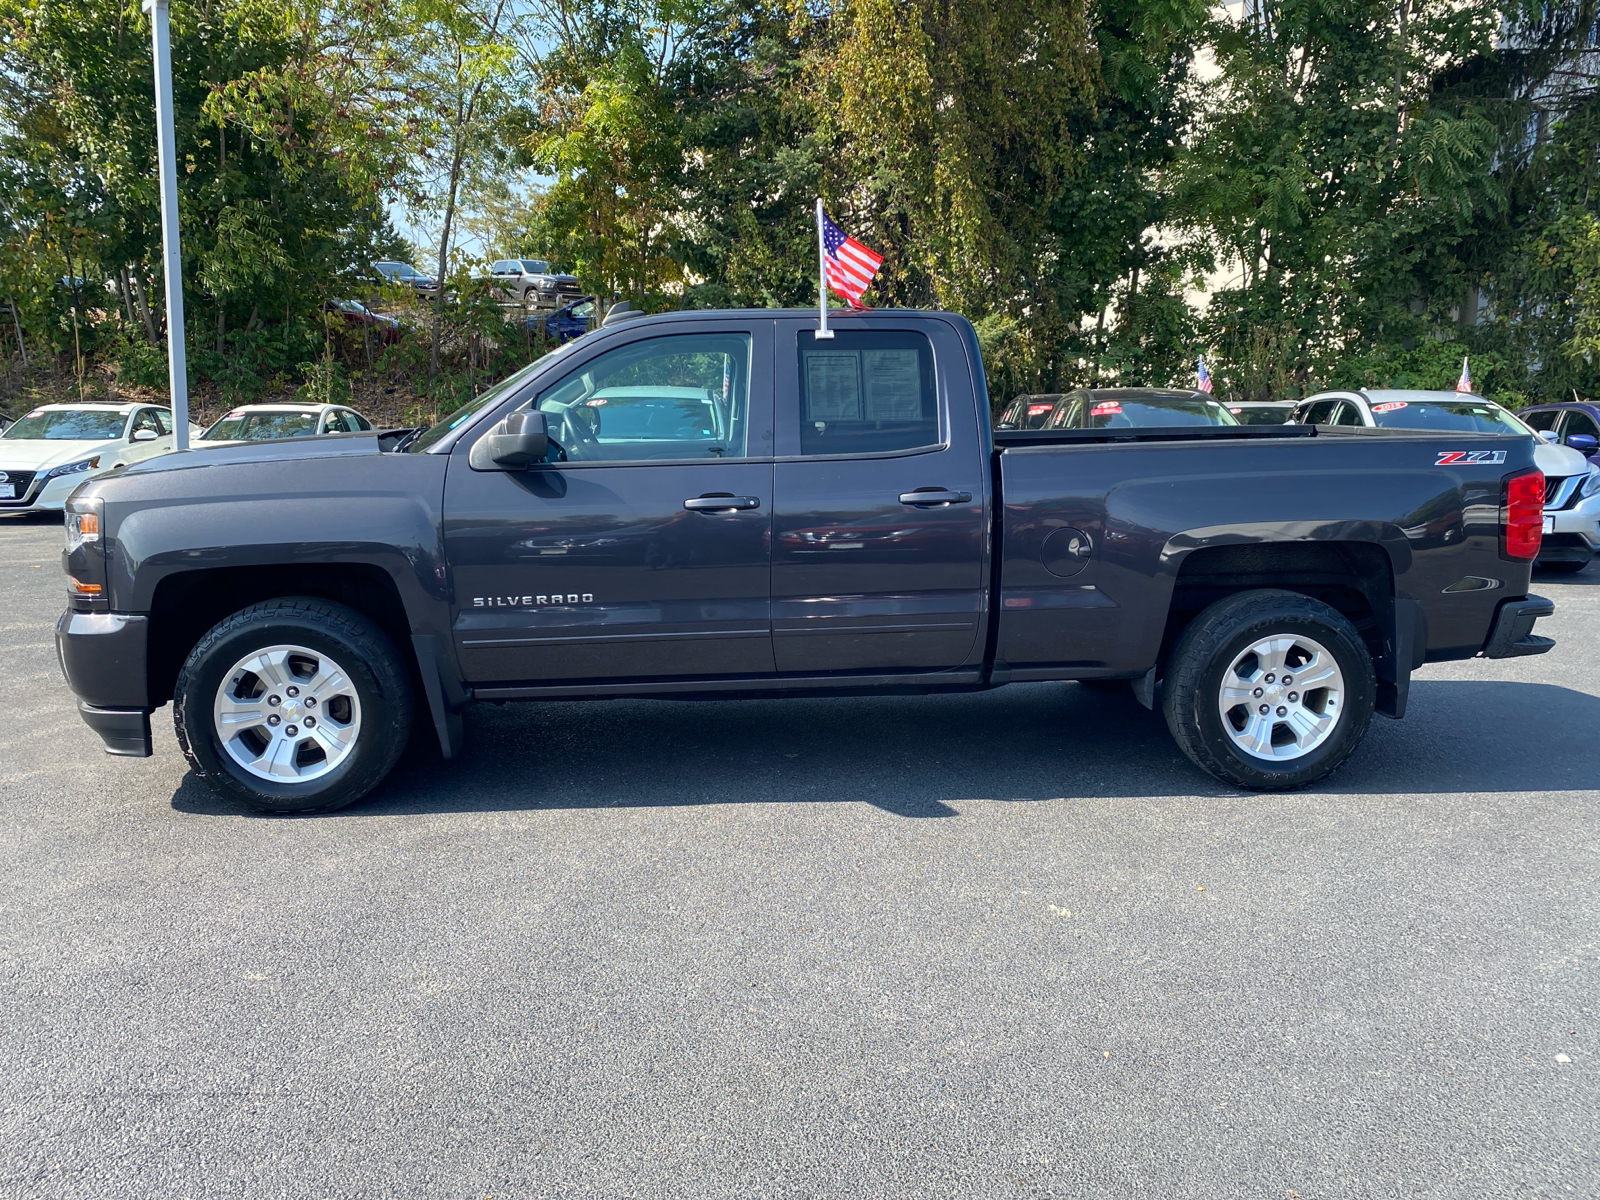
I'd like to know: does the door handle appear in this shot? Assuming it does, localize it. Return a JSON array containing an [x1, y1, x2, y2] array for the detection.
[[684, 494, 761, 511], [899, 489, 972, 507]]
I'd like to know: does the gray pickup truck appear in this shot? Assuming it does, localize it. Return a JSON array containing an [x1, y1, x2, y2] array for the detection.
[[57, 308, 1555, 812]]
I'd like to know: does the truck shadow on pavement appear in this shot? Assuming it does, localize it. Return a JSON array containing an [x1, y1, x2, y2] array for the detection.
[[169, 676, 1600, 818]]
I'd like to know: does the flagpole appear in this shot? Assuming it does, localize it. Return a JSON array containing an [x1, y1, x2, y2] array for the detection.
[[144, 0, 189, 448], [814, 198, 833, 340]]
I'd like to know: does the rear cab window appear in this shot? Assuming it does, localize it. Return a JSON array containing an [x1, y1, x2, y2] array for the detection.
[[795, 330, 939, 455]]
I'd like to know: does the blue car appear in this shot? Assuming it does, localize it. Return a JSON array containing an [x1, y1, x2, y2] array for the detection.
[[529, 295, 596, 343], [1518, 401, 1600, 467]]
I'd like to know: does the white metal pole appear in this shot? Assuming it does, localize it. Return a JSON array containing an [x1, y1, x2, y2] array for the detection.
[[814, 198, 833, 340], [144, 0, 189, 448]]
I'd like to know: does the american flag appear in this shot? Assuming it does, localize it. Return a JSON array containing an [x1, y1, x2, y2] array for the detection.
[[1455, 356, 1471, 393], [1196, 356, 1212, 394], [820, 211, 883, 308]]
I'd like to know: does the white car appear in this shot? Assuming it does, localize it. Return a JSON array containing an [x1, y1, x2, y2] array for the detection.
[[0, 402, 199, 514], [1290, 388, 1597, 571], [199, 403, 376, 444]]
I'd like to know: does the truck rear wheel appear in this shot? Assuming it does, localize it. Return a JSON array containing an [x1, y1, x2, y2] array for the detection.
[[1162, 589, 1374, 790], [174, 598, 413, 813]]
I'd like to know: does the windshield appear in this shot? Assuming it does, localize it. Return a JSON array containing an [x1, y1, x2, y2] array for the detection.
[[1051, 396, 1238, 429], [405, 356, 552, 453], [203, 411, 320, 440], [3, 409, 126, 440], [1368, 400, 1528, 434], [519, 260, 550, 274]]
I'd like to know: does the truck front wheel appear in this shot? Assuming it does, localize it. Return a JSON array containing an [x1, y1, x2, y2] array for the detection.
[[174, 598, 414, 813], [1162, 589, 1375, 790]]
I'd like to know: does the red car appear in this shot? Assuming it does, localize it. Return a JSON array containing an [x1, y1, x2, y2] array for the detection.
[[325, 299, 401, 345]]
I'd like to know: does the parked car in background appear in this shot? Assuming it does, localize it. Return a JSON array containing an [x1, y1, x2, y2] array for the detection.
[[489, 259, 582, 310], [200, 404, 421, 453], [325, 299, 401, 345], [201, 404, 377, 443], [530, 295, 597, 343], [1517, 401, 1600, 468], [371, 261, 438, 296], [994, 394, 1068, 430], [1041, 387, 1239, 429], [1291, 388, 1598, 574], [0, 402, 199, 513], [1226, 401, 1297, 425]]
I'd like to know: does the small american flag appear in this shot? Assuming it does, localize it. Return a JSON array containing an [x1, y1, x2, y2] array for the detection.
[[1455, 356, 1471, 393], [1196, 356, 1212, 394], [820, 211, 883, 309]]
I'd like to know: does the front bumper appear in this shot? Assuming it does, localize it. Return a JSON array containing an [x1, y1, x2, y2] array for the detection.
[[57, 610, 154, 755], [1481, 595, 1556, 658], [0, 470, 83, 513], [1541, 491, 1600, 561]]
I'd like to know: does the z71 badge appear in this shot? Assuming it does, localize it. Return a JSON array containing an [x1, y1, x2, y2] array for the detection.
[[1436, 450, 1507, 465]]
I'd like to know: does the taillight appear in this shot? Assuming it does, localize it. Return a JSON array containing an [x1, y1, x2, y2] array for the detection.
[[1502, 469, 1544, 560]]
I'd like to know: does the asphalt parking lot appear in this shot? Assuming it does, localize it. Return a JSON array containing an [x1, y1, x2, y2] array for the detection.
[[1, 514, 1595, 1199]]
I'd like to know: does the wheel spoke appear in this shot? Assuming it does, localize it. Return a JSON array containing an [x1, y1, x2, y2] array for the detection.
[[1284, 705, 1331, 746], [215, 691, 266, 728], [310, 721, 354, 754], [1289, 657, 1338, 690], [1235, 710, 1276, 755], [1220, 680, 1257, 705]]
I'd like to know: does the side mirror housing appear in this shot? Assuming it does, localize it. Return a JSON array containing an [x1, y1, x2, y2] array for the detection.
[[131, 429, 159, 442], [1537, 429, 1559, 443], [1567, 432, 1599, 454], [470, 410, 548, 470]]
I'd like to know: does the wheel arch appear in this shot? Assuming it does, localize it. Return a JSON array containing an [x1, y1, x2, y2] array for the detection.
[[1161, 538, 1418, 718], [146, 562, 415, 709]]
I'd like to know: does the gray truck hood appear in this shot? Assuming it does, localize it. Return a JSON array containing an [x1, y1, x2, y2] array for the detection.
[[120, 431, 383, 475]]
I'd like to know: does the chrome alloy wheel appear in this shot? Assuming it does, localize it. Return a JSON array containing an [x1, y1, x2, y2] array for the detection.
[[1216, 633, 1344, 762], [212, 644, 363, 783]]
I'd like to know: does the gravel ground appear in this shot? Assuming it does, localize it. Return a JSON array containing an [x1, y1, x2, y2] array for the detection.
[[1, 513, 1595, 1199]]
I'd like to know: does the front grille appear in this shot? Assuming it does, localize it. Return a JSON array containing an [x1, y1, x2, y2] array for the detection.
[[0, 470, 38, 504], [1545, 474, 1586, 511]]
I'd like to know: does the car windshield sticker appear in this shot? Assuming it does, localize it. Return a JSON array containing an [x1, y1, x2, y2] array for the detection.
[[1436, 450, 1507, 465], [1090, 402, 1122, 416], [1027, 403, 1052, 415], [1372, 401, 1408, 412]]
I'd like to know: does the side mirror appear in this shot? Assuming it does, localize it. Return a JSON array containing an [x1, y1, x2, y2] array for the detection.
[[1567, 433, 1599, 454], [1537, 429, 1559, 443], [131, 429, 158, 442], [470, 410, 548, 470]]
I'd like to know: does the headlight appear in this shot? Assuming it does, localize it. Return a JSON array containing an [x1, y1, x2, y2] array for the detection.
[[45, 455, 100, 480], [1582, 467, 1600, 499]]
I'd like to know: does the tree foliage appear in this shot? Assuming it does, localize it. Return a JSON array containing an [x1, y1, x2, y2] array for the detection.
[[2, 0, 1596, 412]]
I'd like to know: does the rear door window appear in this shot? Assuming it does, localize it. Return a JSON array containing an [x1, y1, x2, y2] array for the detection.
[[796, 330, 938, 455]]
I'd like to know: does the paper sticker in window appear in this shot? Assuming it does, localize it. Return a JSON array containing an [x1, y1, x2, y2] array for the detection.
[[806, 354, 861, 420], [863, 349, 922, 420]]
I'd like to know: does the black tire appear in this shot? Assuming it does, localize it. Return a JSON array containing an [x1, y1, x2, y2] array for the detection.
[[1538, 560, 1588, 574], [174, 598, 414, 813], [1162, 589, 1375, 791]]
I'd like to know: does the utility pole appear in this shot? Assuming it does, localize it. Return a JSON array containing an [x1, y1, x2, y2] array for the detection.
[[143, 0, 189, 448]]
